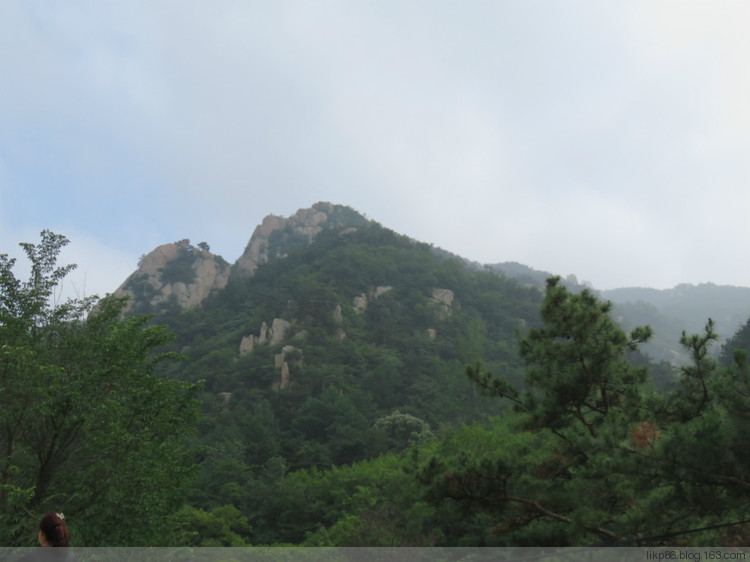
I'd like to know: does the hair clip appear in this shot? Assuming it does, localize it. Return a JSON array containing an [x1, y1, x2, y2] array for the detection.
[[57, 512, 65, 520]]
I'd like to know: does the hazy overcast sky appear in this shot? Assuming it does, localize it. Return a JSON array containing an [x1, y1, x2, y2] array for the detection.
[[2, 1, 749, 297]]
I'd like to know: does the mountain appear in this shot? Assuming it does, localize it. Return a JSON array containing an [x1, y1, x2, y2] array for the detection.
[[601, 284, 750, 336], [115, 202, 366, 312], [114, 203, 544, 464], [115, 239, 230, 314], [105, 201, 750, 545], [234, 202, 371, 276], [600, 284, 750, 364], [461, 267, 749, 365], [115, 201, 750, 368], [482, 265, 750, 364]]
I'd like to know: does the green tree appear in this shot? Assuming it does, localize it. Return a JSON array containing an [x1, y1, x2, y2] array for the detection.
[[720, 316, 750, 368], [515, 277, 653, 438], [424, 277, 656, 545], [469, 277, 652, 437], [372, 411, 434, 453], [641, 320, 750, 543], [174, 504, 251, 546], [422, 279, 750, 546], [0, 231, 200, 545]]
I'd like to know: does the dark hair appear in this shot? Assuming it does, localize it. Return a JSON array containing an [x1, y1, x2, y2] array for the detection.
[[39, 512, 70, 547]]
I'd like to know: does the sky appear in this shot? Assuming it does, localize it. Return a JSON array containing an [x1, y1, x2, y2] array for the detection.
[[1, 1, 749, 298]]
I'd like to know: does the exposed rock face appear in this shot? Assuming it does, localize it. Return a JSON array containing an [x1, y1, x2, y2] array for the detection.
[[353, 287, 393, 315], [239, 334, 256, 355], [431, 288, 454, 319], [333, 304, 343, 325], [235, 214, 287, 276], [353, 294, 368, 314], [239, 320, 301, 389], [432, 288, 454, 307], [114, 203, 368, 314], [235, 202, 367, 276], [269, 318, 291, 345], [373, 286, 393, 298], [239, 319, 291, 356], [115, 240, 230, 313], [273, 345, 301, 390]]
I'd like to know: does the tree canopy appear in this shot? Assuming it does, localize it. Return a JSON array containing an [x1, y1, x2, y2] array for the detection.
[[5, 228, 750, 547], [0, 231, 200, 546], [416, 278, 750, 545]]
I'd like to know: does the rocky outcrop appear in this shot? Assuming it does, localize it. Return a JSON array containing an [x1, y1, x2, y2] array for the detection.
[[239, 318, 291, 355], [431, 288, 454, 319], [235, 202, 368, 276], [432, 288, 454, 307], [235, 214, 290, 276], [273, 345, 302, 390], [239, 320, 301, 389], [115, 240, 229, 313], [373, 286, 393, 298], [426, 288, 455, 338], [332, 305, 346, 340], [113, 203, 369, 314], [352, 286, 393, 315], [239, 332, 257, 355], [353, 294, 368, 314], [269, 318, 291, 345]]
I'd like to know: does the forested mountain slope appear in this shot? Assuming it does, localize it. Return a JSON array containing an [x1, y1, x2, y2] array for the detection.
[[487, 262, 750, 365], [117, 202, 750, 369], [5, 206, 750, 547], [114, 203, 749, 477], [150, 219, 544, 466], [121, 209, 551, 544], [601, 284, 750, 363]]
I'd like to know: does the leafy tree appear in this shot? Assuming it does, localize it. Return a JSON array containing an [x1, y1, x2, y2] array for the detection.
[[250, 452, 431, 546], [0, 231, 200, 545], [174, 504, 251, 546], [372, 411, 434, 453]]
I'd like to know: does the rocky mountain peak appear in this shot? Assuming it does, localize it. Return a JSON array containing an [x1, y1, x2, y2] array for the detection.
[[113, 203, 369, 313], [234, 202, 368, 276], [115, 239, 230, 313]]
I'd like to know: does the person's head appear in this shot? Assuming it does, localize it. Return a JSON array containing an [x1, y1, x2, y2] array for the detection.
[[38, 512, 69, 547]]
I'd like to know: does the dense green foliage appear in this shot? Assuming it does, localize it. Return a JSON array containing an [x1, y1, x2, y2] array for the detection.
[[155, 225, 541, 476], [257, 280, 750, 547], [144, 221, 750, 547], [0, 232, 200, 546], [144, 218, 750, 547], [417, 284, 750, 546], [4, 223, 750, 547]]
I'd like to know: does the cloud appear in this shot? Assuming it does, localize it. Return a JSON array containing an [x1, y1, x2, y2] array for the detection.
[[1, 1, 748, 293]]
